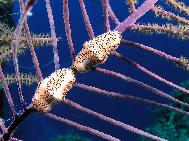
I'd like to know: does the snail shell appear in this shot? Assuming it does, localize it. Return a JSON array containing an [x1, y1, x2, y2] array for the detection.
[[32, 68, 76, 112], [72, 31, 122, 72]]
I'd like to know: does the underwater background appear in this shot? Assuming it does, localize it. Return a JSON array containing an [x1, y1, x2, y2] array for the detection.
[[1, 0, 189, 140]]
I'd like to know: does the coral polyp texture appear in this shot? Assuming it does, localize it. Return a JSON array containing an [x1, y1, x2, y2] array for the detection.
[[1, 0, 189, 141], [72, 31, 122, 72], [32, 68, 76, 112]]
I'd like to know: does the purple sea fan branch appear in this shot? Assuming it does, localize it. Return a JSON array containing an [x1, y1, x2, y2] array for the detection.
[[64, 99, 167, 141], [107, 3, 120, 25], [152, 6, 189, 25], [95, 67, 189, 109], [121, 39, 189, 70], [45, 0, 60, 70], [1, 104, 34, 141], [63, 0, 75, 60], [0, 66, 16, 117], [74, 82, 189, 116], [101, 0, 110, 32], [45, 113, 120, 141], [79, 0, 95, 39], [19, 0, 43, 81], [115, 0, 159, 33], [112, 51, 189, 95]]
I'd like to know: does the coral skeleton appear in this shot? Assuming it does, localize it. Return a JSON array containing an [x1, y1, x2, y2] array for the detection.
[[72, 31, 122, 72]]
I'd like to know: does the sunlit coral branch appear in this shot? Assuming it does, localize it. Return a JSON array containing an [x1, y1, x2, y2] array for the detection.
[[112, 51, 189, 95], [65, 99, 166, 141], [95, 67, 189, 108], [131, 23, 189, 39], [1, 104, 33, 141], [165, 0, 189, 17], [115, 0, 158, 33], [152, 6, 189, 25], [45, 112, 120, 141], [79, 0, 95, 39], [63, 0, 75, 60], [45, 0, 60, 70], [101, 0, 110, 32], [19, 0, 43, 81], [121, 39, 189, 71], [126, 0, 136, 13], [0, 66, 16, 117], [5, 73, 38, 85], [74, 82, 189, 116]]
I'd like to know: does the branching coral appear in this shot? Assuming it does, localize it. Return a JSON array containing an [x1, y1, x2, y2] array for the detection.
[[0, 0, 189, 141]]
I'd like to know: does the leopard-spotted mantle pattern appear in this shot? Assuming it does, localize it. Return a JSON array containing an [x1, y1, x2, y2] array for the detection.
[[32, 68, 76, 112], [72, 31, 122, 72]]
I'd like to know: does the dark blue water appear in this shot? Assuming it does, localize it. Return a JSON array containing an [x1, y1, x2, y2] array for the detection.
[[3, 0, 189, 141]]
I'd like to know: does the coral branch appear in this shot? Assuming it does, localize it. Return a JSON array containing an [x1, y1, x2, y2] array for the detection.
[[165, 0, 189, 16], [95, 67, 189, 108], [79, 0, 95, 39], [121, 39, 189, 70], [0, 66, 16, 117], [1, 105, 34, 141], [115, 0, 158, 33], [107, 3, 120, 25], [131, 23, 189, 39], [112, 51, 189, 95], [45, 0, 60, 70], [63, 0, 75, 60], [45, 112, 120, 141], [152, 6, 189, 25], [101, 0, 110, 32], [65, 99, 166, 141], [19, 0, 43, 81], [74, 82, 189, 116]]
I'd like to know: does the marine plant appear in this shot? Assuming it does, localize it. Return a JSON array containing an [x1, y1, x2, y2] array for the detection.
[[0, 0, 189, 141]]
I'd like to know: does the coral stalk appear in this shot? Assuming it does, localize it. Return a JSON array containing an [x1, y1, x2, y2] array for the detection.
[[121, 39, 189, 70], [0, 66, 16, 117], [1, 105, 34, 141], [115, 0, 158, 33], [79, 0, 95, 39], [74, 82, 189, 116], [112, 51, 189, 95], [65, 99, 166, 141], [63, 0, 75, 60], [45, 0, 60, 70], [19, 0, 43, 81], [45, 112, 120, 141], [101, 0, 110, 32], [95, 67, 189, 108]]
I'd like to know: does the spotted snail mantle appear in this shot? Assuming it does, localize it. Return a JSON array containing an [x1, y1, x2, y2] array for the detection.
[[32, 30, 122, 112]]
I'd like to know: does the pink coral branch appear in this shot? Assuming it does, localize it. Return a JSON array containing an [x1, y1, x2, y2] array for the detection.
[[65, 99, 166, 141], [121, 39, 189, 70], [0, 66, 16, 117], [63, 0, 75, 60], [45, 0, 60, 70], [79, 0, 95, 39], [95, 67, 189, 108], [74, 82, 189, 116], [107, 3, 120, 25], [112, 51, 189, 95], [102, 0, 110, 32], [115, 0, 159, 33], [19, 0, 43, 81], [45, 112, 120, 141]]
